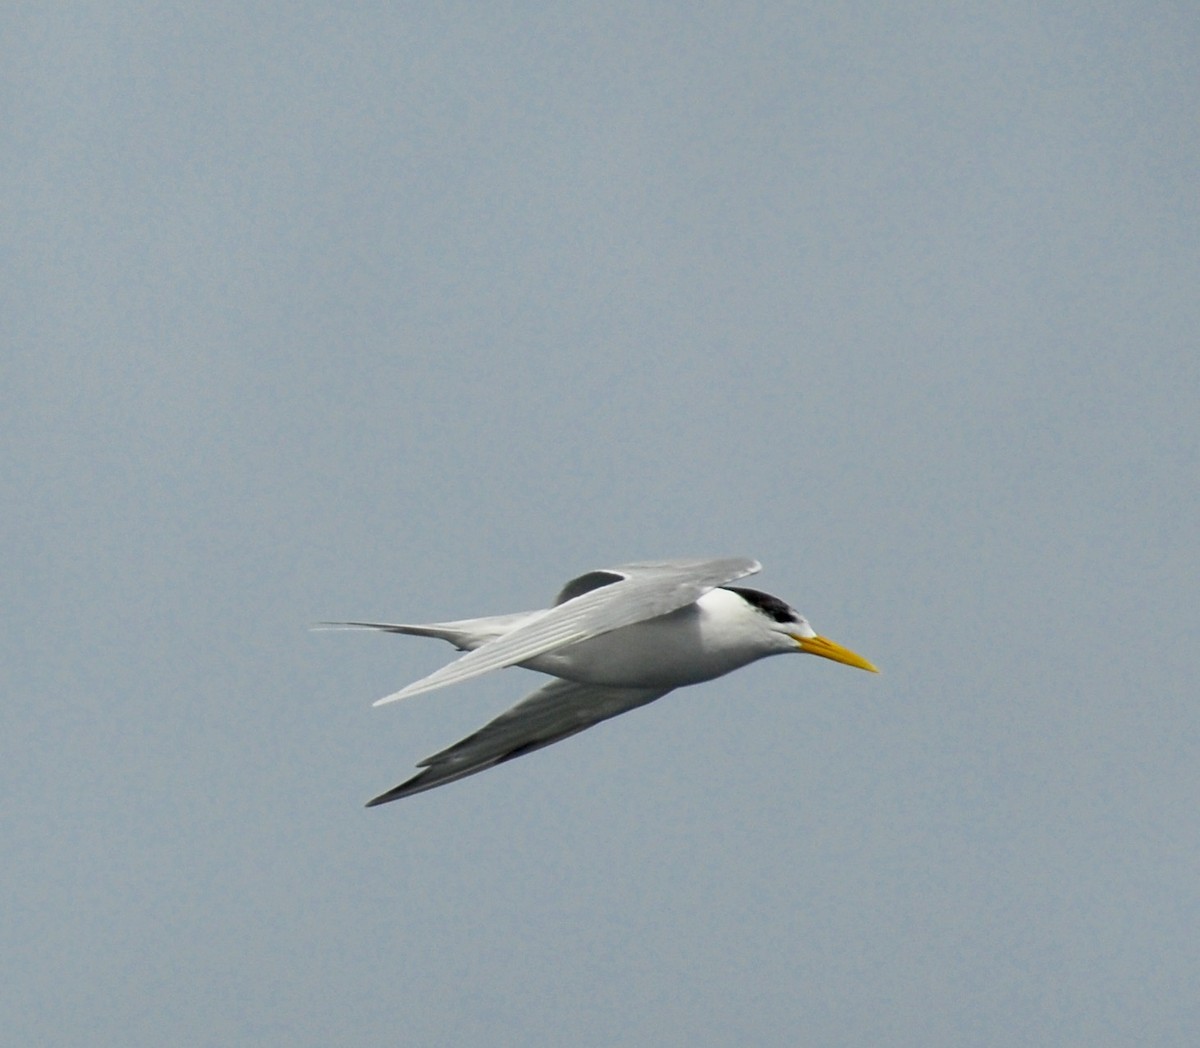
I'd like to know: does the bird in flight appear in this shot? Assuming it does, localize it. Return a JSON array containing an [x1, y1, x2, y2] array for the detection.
[[323, 557, 878, 806]]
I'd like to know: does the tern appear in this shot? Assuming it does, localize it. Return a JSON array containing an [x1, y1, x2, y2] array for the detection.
[[324, 557, 878, 806]]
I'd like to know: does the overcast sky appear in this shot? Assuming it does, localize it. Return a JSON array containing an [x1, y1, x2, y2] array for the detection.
[[5, 4, 1198, 1046]]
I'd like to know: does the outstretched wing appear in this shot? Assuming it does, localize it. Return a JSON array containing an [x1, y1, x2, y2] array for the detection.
[[373, 556, 760, 705], [366, 679, 674, 805]]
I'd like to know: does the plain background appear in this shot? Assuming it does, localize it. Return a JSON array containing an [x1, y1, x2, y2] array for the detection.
[[6, 4, 1198, 1045]]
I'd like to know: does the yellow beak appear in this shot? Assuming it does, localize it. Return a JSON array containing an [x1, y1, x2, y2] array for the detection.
[[793, 634, 879, 673]]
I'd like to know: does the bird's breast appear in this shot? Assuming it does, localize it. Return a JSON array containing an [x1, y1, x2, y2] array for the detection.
[[522, 604, 763, 688]]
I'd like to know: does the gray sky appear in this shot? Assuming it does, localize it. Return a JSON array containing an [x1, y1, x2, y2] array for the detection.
[[6, 4, 1198, 1045]]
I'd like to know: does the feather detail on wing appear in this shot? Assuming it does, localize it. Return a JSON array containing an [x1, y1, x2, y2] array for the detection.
[[365, 679, 673, 805]]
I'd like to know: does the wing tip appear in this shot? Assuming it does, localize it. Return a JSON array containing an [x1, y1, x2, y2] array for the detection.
[[365, 776, 423, 806], [372, 681, 430, 706], [364, 792, 398, 807], [365, 764, 469, 806]]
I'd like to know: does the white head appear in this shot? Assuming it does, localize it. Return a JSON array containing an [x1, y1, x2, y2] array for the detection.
[[723, 586, 879, 672]]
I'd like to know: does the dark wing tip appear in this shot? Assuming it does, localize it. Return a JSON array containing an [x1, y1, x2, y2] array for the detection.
[[365, 775, 425, 807], [364, 791, 396, 808]]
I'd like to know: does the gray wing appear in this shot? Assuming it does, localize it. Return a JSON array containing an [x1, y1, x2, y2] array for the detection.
[[365, 679, 673, 805], [373, 556, 760, 706]]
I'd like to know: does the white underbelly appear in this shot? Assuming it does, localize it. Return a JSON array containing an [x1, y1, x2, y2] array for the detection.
[[521, 606, 758, 688]]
